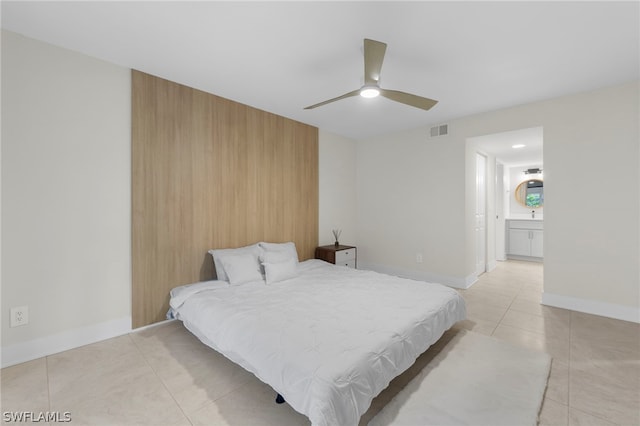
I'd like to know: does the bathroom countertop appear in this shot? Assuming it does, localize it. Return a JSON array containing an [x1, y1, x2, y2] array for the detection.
[[506, 217, 543, 221]]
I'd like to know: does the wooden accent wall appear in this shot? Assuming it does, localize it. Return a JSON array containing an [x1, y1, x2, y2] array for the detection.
[[132, 70, 318, 328]]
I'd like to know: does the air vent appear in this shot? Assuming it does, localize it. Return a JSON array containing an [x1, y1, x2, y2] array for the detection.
[[430, 124, 448, 137]]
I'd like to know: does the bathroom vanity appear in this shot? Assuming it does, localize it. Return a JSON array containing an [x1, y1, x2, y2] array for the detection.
[[506, 219, 543, 261]]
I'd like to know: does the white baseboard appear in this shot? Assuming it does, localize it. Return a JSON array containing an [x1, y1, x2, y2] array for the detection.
[[1, 316, 132, 368], [131, 318, 175, 333], [506, 254, 543, 263], [542, 292, 640, 324], [359, 262, 476, 290], [464, 274, 478, 289]]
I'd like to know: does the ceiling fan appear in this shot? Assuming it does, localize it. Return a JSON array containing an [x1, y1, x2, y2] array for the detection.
[[304, 38, 438, 111]]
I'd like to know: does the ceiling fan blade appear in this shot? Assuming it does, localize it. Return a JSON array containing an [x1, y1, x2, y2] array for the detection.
[[364, 39, 387, 85], [304, 89, 360, 110], [379, 89, 438, 111]]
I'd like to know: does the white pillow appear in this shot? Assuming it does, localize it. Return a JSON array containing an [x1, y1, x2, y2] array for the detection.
[[208, 243, 262, 281], [263, 257, 298, 285], [221, 253, 263, 286], [259, 241, 299, 263], [260, 249, 292, 264]]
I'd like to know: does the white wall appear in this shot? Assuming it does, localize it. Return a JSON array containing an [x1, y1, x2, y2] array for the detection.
[[357, 81, 639, 322], [3, 31, 637, 370], [356, 126, 470, 287], [540, 84, 639, 321], [1, 32, 359, 366], [318, 130, 358, 247], [1, 31, 132, 366], [464, 84, 638, 322]]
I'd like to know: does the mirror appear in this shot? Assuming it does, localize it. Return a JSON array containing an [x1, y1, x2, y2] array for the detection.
[[515, 179, 543, 208]]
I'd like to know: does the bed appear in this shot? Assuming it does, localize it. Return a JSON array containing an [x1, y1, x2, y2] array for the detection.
[[168, 242, 466, 426]]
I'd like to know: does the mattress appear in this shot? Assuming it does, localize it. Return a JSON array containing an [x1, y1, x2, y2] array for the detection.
[[169, 259, 466, 426]]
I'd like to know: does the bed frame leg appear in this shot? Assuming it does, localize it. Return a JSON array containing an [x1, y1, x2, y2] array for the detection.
[[275, 393, 286, 404]]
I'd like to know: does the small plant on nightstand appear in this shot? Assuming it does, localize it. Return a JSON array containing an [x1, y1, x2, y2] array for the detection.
[[332, 229, 342, 247]]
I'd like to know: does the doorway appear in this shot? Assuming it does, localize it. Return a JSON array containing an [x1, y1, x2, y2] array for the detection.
[[475, 152, 487, 276], [468, 126, 544, 280]]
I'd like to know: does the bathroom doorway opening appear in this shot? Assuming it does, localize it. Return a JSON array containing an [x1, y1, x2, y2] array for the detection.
[[468, 126, 544, 280]]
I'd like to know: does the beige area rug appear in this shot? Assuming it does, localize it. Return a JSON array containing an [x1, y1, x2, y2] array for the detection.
[[369, 330, 551, 426]]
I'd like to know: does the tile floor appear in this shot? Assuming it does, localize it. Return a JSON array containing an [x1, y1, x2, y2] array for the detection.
[[2, 260, 639, 425]]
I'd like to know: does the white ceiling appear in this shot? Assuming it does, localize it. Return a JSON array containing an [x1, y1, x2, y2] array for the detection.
[[469, 126, 543, 167], [2, 1, 638, 142]]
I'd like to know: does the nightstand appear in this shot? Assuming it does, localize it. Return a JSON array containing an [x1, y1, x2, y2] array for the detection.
[[315, 245, 357, 269]]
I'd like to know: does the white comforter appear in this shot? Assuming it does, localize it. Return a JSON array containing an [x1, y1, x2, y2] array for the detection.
[[169, 260, 466, 426]]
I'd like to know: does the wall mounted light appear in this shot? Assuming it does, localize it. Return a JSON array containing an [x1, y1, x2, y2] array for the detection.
[[523, 168, 542, 175]]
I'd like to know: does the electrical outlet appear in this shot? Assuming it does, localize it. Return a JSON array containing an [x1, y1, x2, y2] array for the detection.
[[10, 306, 28, 327], [416, 253, 423, 263]]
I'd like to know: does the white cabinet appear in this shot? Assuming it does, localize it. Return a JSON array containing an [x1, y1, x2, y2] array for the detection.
[[508, 229, 532, 256], [315, 245, 357, 269], [506, 220, 543, 261], [529, 230, 544, 258], [334, 247, 357, 268]]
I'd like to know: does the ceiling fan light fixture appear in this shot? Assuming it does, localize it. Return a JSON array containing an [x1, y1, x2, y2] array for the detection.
[[360, 85, 380, 98], [303, 39, 438, 111]]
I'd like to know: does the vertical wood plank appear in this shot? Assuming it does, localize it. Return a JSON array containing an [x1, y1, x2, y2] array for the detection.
[[132, 71, 318, 328]]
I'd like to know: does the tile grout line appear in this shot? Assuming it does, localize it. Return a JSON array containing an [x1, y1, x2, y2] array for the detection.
[[45, 356, 52, 412], [128, 332, 195, 426], [129, 325, 259, 422], [476, 270, 521, 336], [129, 328, 261, 422], [567, 311, 573, 422], [494, 283, 521, 331], [563, 315, 625, 425], [484, 265, 572, 423]]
